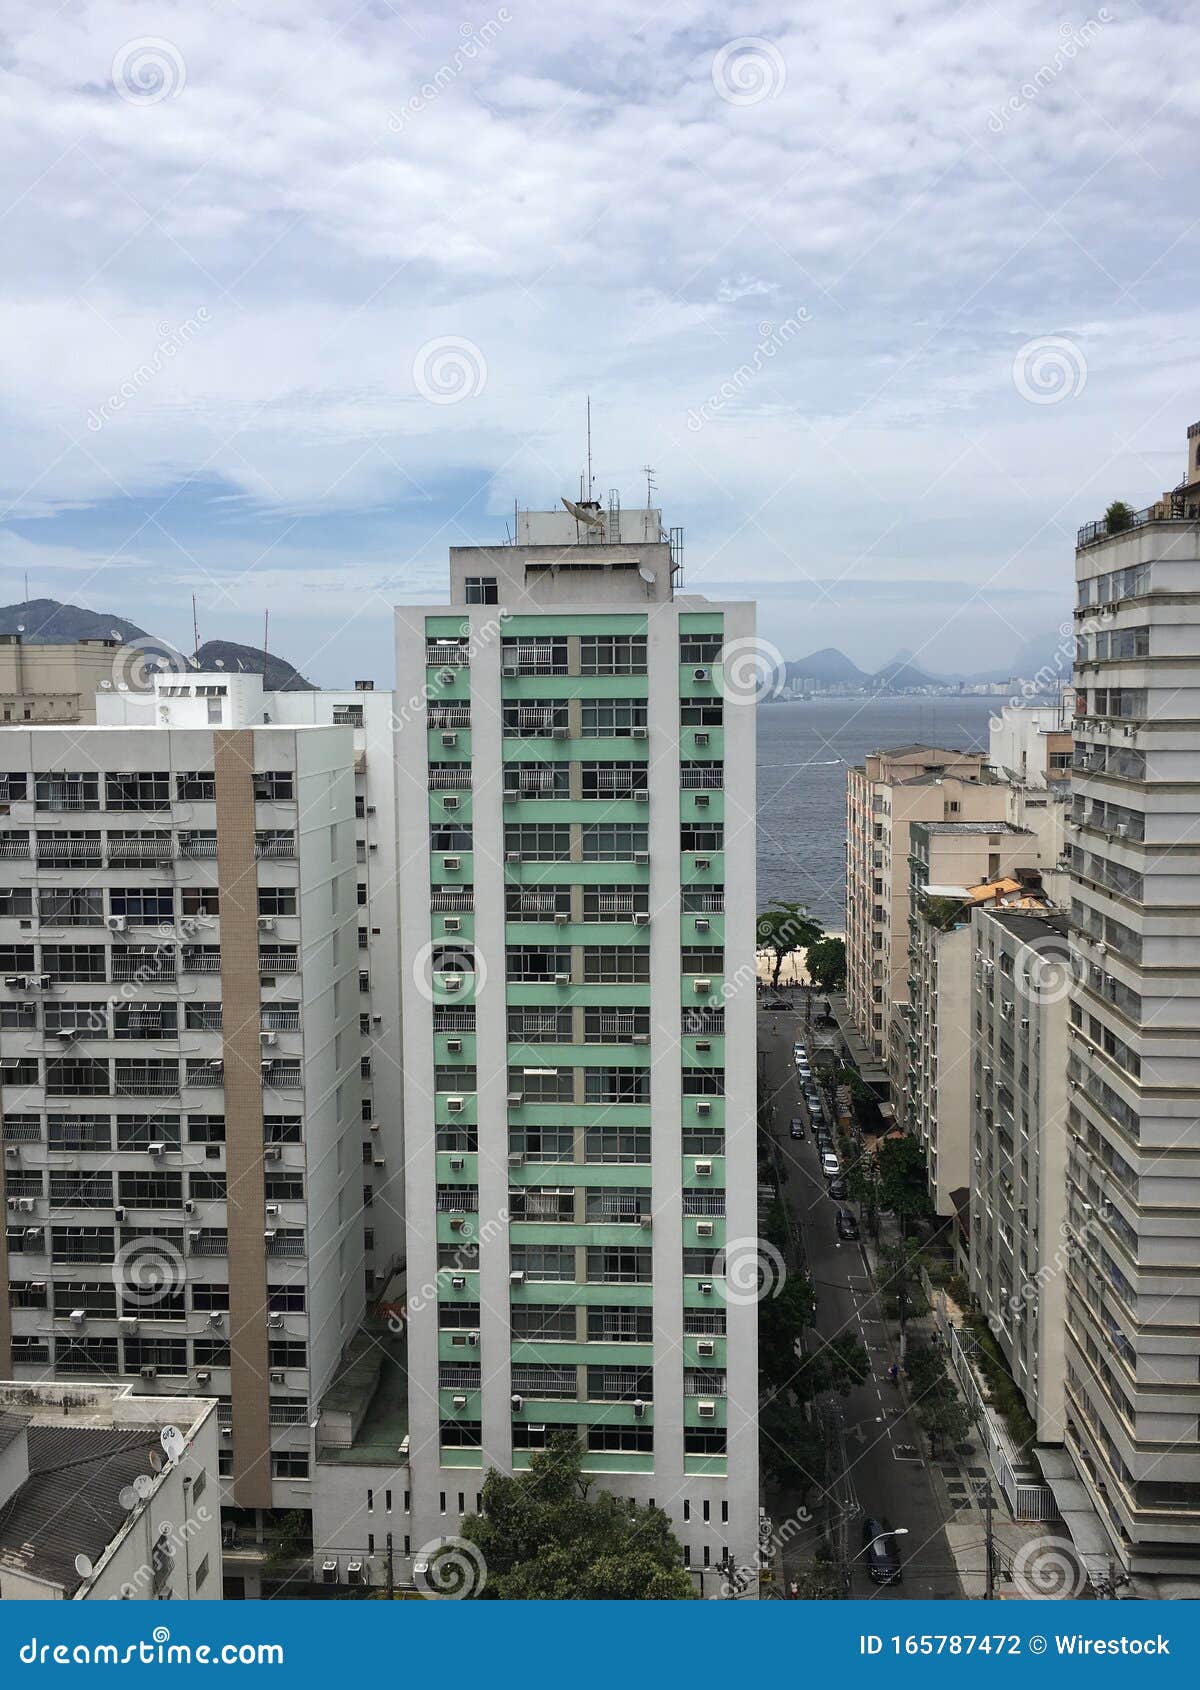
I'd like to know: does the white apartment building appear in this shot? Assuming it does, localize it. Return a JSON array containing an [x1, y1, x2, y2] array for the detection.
[[1058, 424, 1200, 1593], [0, 698, 367, 1546], [903, 820, 1040, 1218], [845, 745, 1001, 1070], [968, 906, 1070, 1443], [0, 1379, 220, 1600], [988, 701, 1074, 790], [372, 500, 760, 1586]]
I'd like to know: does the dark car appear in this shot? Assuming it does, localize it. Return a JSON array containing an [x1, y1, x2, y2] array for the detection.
[[827, 1173, 848, 1200], [861, 1517, 903, 1585], [835, 1209, 860, 1241], [814, 1128, 833, 1151], [789, 1118, 805, 1140]]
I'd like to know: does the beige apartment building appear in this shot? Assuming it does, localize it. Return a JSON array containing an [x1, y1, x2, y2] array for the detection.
[[845, 745, 1005, 1069], [0, 635, 124, 725]]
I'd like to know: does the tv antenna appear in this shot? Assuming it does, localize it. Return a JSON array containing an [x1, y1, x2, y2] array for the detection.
[[642, 465, 656, 509], [586, 396, 594, 502]]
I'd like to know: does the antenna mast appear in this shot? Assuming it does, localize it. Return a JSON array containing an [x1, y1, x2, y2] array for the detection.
[[586, 396, 593, 502], [192, 595, 200, 655], [263, 610, 269, 659], [642, 465, 656, 510]]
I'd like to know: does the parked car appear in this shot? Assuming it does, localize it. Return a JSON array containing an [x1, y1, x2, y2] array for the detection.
[[835, 1209, 859, 1241], [827, 1174, 848, 1200], [814, 1129, 833, 1152], [821, 1150, 841, 1178], [861, 1517, 903, 1585], [789, 1117, 805, 1140]]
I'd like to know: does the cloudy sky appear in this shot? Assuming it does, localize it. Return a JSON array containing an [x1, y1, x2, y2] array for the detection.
[[1, 0, 1196, 684]]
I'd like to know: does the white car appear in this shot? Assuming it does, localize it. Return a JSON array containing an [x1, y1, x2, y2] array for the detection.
[[821, 1150, 841, 1179]]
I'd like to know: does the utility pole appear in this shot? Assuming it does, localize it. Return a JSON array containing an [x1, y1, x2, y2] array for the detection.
[[983, 1481, 995, 1600], [386, 1532, 394, 1600]]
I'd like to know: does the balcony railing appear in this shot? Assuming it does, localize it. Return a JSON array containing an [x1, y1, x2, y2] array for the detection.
[[260, 952, 299, 974], [112, 954, 176, 983], [108, 838, 171, 863], [35, 839, 101, 864], [180, 836, 218, 858], [255, 837, 295, 858], [186, 1065, 225, 1087], [181, 950, 221, 974], [429, 770, 472, 790], [189, 1232, 228, 1256], [430, 892, 474, 911], [1077, 486, 1200, 548], [266, 1233, 305, 1257], [0, 837, 30, 858], [427, 706, 471, 726], [680, 768, 723, 789]]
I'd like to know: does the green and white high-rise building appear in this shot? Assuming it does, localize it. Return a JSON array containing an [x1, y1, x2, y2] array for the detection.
[[393, 499, 760, 1583]]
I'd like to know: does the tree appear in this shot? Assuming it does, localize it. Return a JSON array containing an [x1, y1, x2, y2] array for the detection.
[[759, 1270, 816, 1389], [1104, 499, 1135, 535], [757, 900, 823, 987], [805, 935, 846, 991], [454, 1434, 696, 1599], [875, 1135, 933, 1227], [905, 1343, 974, 1457], [759, 1395, 829, 1498], [796, 1332, 870, 1398]]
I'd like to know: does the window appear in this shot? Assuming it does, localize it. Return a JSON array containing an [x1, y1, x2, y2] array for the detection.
[[503, 764, 569, 800], [508, 1127, 573, 1161], [502, 636, 568, 675], [582, 885, 648, 921], [52, 1281, 117, 1318], [254, 772, 295, 801], [580, 823, 648, 861], [586, 1365, 653, 1400], [114, 1002, 178, 1039], [585, 1069, 650, 1104], [105, 772, 170, 811], [583, 1126, 650, 1163], [583, 946, 649, 984], [586, 1246, 651, 1283], [268, 1340, 308, 1367], [185, 1003, 223, 1032], [587, 1425, 653, 1452], [510, 1186, 575, 1221], [187, 1114, 226, 1144], [504, 824, 570, 862], [511, 1304, 576, 1340], [430, 823, 473, 851], [580, 699, 647, 737], [109, 887, 175, 924], [510, 1245, 575, 1281], [267, 1284, 306, 1312], [585, 1187, 649, 1223], [51, 1226, 115, 1264], [38, 887, 103, 926], [580, 762, 647, 798], [258, 886, 298, 917], [464, 576, 498, 603], [264, 1115, 302, 1143], [506, 945, 570, 981], [681, 824, 724, 853], [41, 945, 106, 982], [682, 1068, 724, 1096], [508, 1006, 573, 1042], [680, 702, 723, 726], [117, 1171, 184, 1209], [502, 701, 569, 738], [191, 1284, 229, 1312], [583, 1006, 650, 1042], [34, 771, 100, 810], [508, 1065, 573, 1103], [679, 634, 723, 664], [586, 1307, 652, 1342], [271, 1452, 310, 1479], [189, 1173, 227, 1201], [177, 772, 216, 800], [579, 633, 646, 675], [47, 1115, 111, 1152]]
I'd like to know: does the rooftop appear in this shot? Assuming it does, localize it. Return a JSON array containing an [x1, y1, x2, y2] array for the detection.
[[914, 820, 1032, 836], [0, 1425, 162, 1596], [982, 907, 1070, 940], [317, 1325, 409, 1467]]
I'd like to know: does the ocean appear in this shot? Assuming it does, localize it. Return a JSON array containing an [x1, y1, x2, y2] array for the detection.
[[755, 695, 1003, 930]]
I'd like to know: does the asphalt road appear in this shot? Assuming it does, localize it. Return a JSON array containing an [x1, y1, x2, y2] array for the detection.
[[759, 999, 964, 1600]]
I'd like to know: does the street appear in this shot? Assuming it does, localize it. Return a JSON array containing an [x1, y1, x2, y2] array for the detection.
[[759, 997, 964, 1600]]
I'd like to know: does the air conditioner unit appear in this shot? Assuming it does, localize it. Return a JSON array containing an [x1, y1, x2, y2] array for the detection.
[[639, 1213, 652, 1230], [441, 732, 458, 748], [23, 1228, 40, 1244], [118, 1316, 139, 1332], [505, 851, 522, 864], [69, 1308, 86, 1325], [694, 793, 710, 809], [466, 1331, 479, 1347], [257, 916, 276, 933], [451, 1394, 468, 1408], [553, 910, 569, 925], [697, 1400, 716, 1418], [695, 1159, 713, 1177], [501, 662, 519, 677], [183, 1199, 195, 1215], [444, 915, 461, 933], [449, 1155, 465, 1171], [346, 1562, 364, 1586], [443, 855, 461, 871], [632, 1397, 646, 1418], [633, 789, 649, 803], [449, 1217, 466, 1232], [696, 1220, 714, 1239], [695, 732, 710, 747], [264, 1145, 282, 1161], [631, 726, 647, 739], [443, 976, 462, 994], [450, 1275, 466, 1290], [260, 1030, 277, 1047], [699, 1281, 714, 1296], [443, 795, 460, 811], [140, 1366, 157, 1381], [507, 1091, 524, 1107], [268, 1313, 284, 1329], [632, 1032, 650, 1046], [693, 667, 710, 683], [446, 1096, 464, 1113], [439, 671, 456, 685], [632, 912, 649, 926], [695, 916, 711, 933], [321, 1560, 339, 1585], [266, 1204, 281, 1218], [264, 1229, 278, 1242], [208, 1311, 224, 1327], [105, 915, 126, 933], [633, 850, 649, 865], [445, 1037, 463, 1053], [16, 1198, 34, 1214], [696, 1100, 712, 1116], [551, 726, 569, 740], [554, 972, 570, 986], [114, 1205, 125, 1223], [270, 1368, 286, 1384], [509, 1269, 525, 1285], [694, 978, 712, 993]]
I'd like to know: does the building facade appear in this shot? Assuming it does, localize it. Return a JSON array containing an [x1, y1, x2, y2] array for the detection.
[[0, 635, 127, 726], [1061, 427, 1200, 1591], [390, 504, 759, 1582], [968, 907, 1070, 1443], [0, 703, 366, 1529], [845, 746, 1001, 1068]]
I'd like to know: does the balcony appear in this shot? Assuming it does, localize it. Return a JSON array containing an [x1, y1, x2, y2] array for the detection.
[[429, 770, 472, 790], [266, 1232, 305, 1257], [181, 949, 222, 974], [680, 768, 723, 789], [1077, 486, 1200, 549], [189, 1231, 228, 1256], [430, 892, 474, 911], [255, 836, 296, 859], [0, 837, 30, 859], [259, 950, 299, 975], [186, 1063, 225, 1088], [426, 644, 470, 666], [107, 837, 172, 864], [112, 954, 176, 983], [180, 835, 218, 858], [35, 839, 101, 866]]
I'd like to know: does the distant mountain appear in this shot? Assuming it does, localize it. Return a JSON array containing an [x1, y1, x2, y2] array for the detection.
[[869, 656, 939, 691], [194, 640, 316, 692], [0, 599, 315, 692], [0, 598, 147, 644], [782, 646, 869, 687]]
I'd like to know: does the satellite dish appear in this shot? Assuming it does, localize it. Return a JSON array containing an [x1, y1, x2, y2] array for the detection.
[[561, 496, 605, 531], [638, 567, 655, 584], [148, 1450, 163, 1473], [99, 680, 112, 689], [74, 1553, 94, 1580], [160, 1424, 186, 1464], [119, 1485, 138, 1511], [110, 629, 123, 639], [214, 658, 225, 669], [133, 1473, 153, 1500]]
